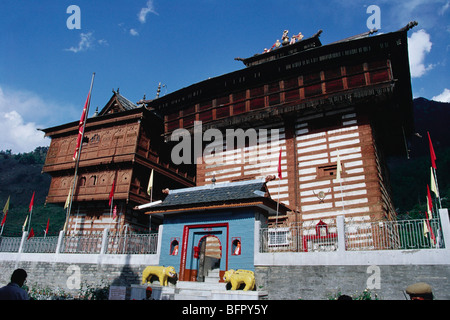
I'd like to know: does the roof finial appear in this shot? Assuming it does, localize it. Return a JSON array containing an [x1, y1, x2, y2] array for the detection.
[[156, 82, 161, 98]]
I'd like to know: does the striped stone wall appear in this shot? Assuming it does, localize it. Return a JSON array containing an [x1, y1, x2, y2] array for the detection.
[[196, 105, 396, 229]]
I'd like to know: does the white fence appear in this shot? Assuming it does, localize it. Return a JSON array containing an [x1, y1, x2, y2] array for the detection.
[[260, 211, 449, 253], [0, 229, 159, 255]]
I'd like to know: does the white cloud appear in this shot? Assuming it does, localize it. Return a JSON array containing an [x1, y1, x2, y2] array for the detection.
[[439, 1, 450, 15], [130, 28, 139, 36], [0, 111, 48, 153], [0, 86, 69, 153], [432, 88, 450, 102], [408, 29, 433, 78], [65, 32, 108, 53], [65, 32, 94, 53], [138, 0, 158, 24]]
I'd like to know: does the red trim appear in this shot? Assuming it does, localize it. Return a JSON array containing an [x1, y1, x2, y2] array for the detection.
[[302, 220, 337, 252], [179, 223, 229, 281]]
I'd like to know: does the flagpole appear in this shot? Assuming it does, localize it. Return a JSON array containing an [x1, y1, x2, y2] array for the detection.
[[336, 150, 345, 215], [276, 148, 282, 228], [65, 73, 95, 233]]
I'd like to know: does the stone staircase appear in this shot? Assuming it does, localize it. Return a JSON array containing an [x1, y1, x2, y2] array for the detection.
[[130, 268, 268, 300], [174, 269, 226, 300]]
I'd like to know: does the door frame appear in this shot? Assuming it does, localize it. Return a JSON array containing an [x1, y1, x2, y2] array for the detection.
[[179, 222, 229, 281]]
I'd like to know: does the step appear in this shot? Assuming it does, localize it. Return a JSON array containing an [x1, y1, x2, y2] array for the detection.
[[176, 281, 226, 291], [208, 268, 220, 277], [204, 276, 221, 284], [174, 293, 210, 300]]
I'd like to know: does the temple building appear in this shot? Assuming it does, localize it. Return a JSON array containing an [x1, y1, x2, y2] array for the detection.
[[142, 23, 416, 235], [42, 90, 195, 234], [43, 22, 417, 249]]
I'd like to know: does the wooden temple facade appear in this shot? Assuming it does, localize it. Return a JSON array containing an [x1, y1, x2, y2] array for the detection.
[[143, 24, 416, 229], [43, 23, 417, 239], [42, 91, 195, 234]]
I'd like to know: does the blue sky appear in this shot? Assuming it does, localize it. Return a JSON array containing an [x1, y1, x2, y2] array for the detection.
[[0, 0, 449, 153]]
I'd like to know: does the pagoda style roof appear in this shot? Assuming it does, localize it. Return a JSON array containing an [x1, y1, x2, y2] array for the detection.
[[41, 91, 147, 137], [99, 90, 140, 116], [236, 29, 323, 67]]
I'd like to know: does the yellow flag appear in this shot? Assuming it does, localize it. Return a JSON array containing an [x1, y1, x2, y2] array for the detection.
[[64, 187, 72, 209], [423, 219, 429, 236], [147, 169, 154, 196], [336, 152, 342, 181], [3, 196, 10, 215], [430, 167, 439, 197], [426, 195, 433, 220], [22, 216, 28, 232]]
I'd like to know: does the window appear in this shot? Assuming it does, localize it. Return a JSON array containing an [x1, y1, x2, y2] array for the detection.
[[268, 228, 290, 247], [170, 238, 179, 255], [318, 165, 337, 178], [231, 238, 241, 255]]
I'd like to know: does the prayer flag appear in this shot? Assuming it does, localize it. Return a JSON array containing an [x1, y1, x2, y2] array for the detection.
[[426, 185, 433, 220], [147, 169, 154, 196], [45, 218, 50, 235], [430, 167, 439, 198], [22, 216, 28, 232], [277, 149, 282, 179], [112, 205, 118, 220], [29, 191, 35, 213], [426, 185, 436, 244], [109, 179, 115, 206], [27, 228, 35, 240], [427, 131, 437, 169], [1, 196, 10, 227], [73, 90, 92, 161], [64, 187, 72, 209], [336, 152, 342, 181]]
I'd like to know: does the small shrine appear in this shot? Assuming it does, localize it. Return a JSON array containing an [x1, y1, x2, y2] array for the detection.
[[144, 178, 291, 282]]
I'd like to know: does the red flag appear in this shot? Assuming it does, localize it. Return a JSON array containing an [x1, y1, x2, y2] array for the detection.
[[27, 228, 35, 240], [277, 149, 282, 179], [109, 179, 115, 206], [45, 218, 50, 235], [1, 196, 10, 227], [73, 91, 91, 161], [0, 212, 7, 227], [427, 131, 437, 169], [112, 205, 118, 220], [29, 191, 35, 213], [426, 184, 436, 244]]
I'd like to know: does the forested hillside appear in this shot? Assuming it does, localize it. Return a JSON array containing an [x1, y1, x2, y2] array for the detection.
[[0, 147, 65, 236]]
